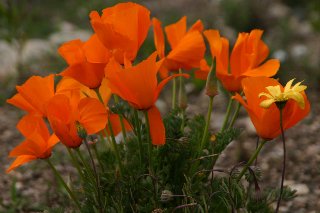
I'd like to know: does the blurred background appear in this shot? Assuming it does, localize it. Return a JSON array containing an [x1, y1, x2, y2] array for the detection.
[[0, 0, 319, 212]]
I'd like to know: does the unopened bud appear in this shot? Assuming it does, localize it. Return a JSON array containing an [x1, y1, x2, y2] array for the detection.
[[160, 190, 173, 202], [205, 68, 218, 97], [75, 121, 87, 139]]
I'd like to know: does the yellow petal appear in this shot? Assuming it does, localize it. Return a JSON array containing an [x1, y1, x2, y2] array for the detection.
[[284, 79, 295, 93], [286, 92, 305, 109], [260, 99, 276, 108], [266, 85, 281, 97]]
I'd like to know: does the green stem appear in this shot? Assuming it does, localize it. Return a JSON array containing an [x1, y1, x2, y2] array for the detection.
[[92, 143, 105, 172], [113, 95, 128, 142], [275, 109, 286, 213], [143, 111, 153, 174], [172, 77, 177, 109], [227, 101, 241, 130], [134, 109, 143, 165], [236, 140, 267, 182], [107, 120, 124, 176], [83, 138, 103, 213], [75, 148, 95, 180], [199, 96, 214, 153], [66, 147, 85, 181], [221, 97, 233, 132], [45, 159, 81, 210]]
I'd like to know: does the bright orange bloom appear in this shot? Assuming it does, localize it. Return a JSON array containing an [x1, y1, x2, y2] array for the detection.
[[204, 29, 280, 92], [105, 53, 189, 145], [7, 75, 55, 117], [7, 114, 59, 173], [58, 34, 111, 88], [46, 94, 108, 148], [90, 2, 150, 64], [152, 16, 205, 78], [233, 77, 310, 140], [56, 77, 112, 106]]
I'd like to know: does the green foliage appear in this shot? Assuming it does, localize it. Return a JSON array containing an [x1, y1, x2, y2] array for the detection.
[[44, 106, 296, 212]]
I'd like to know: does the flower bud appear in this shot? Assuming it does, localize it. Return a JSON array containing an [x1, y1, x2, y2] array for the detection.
[[160, 190, 173, 202], [205, 63, 218, 97], [75, 121, 87, 139]]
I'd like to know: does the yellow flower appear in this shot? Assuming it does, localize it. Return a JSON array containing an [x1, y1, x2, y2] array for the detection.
[[258, 79, 307, 109]]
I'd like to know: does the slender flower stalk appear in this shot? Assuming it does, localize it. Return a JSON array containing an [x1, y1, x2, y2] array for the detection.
[[83, 138, 103, 213], [236, 140, 267, 182], [275, 107, 286, 213], [172, 77, 177, 109], [144, 111, 153, 174], [46, 158, 81, 210], [106, 122, 124, 176], [66, 147, 85, 181], [221, 97, 233, 132], [113, 95, 128, 142], [134, 109, 143, 165], [199, 96, 214, 153], [227, 101, 241, 130]]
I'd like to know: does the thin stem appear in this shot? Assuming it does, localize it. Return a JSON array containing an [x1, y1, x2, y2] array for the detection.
[[275, 109, 286, 213], [172, 77, 177, 109], [83, 138, 103, 213], [221, 97, 233, 132], [113, 95, 128, 142], [199, 96, 214, 153], [92, 143, 105, 172], [134, 109, 143, 165], [107, 120, 124, 176], [45, 159, 81, 210], [236, 140, 267, 182], [227, 101, 241, 130], [254, 137, 260, 166], [75, 148, 95, 181], [66, 147, 85, 181], [143, 111, 153, 174]]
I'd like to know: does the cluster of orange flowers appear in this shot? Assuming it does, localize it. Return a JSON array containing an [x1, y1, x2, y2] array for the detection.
[[6, 2, 310, 172]]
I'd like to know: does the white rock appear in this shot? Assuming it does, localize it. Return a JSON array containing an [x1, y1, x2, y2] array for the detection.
[[49, 22, 91, 46], [21, 39, 53, 63], [0, 41, 18, 77]]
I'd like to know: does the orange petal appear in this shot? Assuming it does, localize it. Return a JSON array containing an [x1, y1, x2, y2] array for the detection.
[[60, 62, 106, 89], [58, 39, 86, 65], [166, 31, 205, 70], [147, 106, 165, 145], [83, 34, 111, 63], [106, 53, 158, 109], [17, 114, 49, 139], [194, 59, 210, 80], [189, 19, 204, 32], [78, 97, 108, 134], [6, 155, 37, 173], [243, 59, 280, 78], [7, 93, 37, 114], [16, 75, 55, 116], [165, 16, 187, 49], [203, 29, 222, 58], [152, 17, 165, 59]]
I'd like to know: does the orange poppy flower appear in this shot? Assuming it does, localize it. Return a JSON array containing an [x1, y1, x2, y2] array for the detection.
[[152, 16, 205, 78], [58, 34, 111, 88], [232, 77, 310, 140], [90, 2, 150, 64], [105, 53, 189, 145], [7, 74, 55, 117], [46, 94, 108, 148], [7, 114, 59, 173], [204, 29, 280, 92], [56, 77, 112, 106]]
